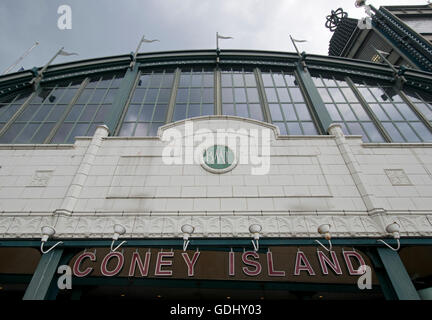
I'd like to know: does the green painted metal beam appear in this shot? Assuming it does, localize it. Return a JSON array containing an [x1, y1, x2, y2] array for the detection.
[[377, 247, 420, 300], [22, 248, 63, 300], [105, 63, 139, 134], [295, 62, 333, 133]]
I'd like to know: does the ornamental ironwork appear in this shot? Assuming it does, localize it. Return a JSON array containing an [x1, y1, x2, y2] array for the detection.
[[325, 8, 348, 32]]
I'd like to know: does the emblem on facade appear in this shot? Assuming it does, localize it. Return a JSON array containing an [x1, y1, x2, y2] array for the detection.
[[28, 170, 53, 187], [201, 145, 237, 174], [384, 169, 412, 186]]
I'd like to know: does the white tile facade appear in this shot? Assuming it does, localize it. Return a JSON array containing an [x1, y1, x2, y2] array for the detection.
[[0, 117, 432, 239]]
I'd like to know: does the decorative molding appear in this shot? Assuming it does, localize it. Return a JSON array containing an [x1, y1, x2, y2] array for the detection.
[[0, 214, 432, 239]]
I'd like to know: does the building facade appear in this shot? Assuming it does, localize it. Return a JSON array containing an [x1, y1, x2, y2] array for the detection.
[[328, 4, 432, 72], [0, 49, 432, 300]]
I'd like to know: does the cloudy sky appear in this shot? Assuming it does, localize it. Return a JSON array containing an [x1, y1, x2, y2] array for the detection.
[[0, 0, 428, 73]]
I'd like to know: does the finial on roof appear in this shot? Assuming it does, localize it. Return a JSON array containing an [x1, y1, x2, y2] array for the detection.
[[325, 8, 348, 32]]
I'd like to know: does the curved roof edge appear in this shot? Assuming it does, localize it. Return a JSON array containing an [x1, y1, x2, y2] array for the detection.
[[1, 49, 432, 93]]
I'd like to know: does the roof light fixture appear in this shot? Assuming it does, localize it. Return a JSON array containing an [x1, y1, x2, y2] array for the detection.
[[181, 224, 194, 251], [249, 224, 262, 252], [315, 224, 333, 251], [377, 222, 401, 251], [111, 224, 127, 252], [40, 226, 63, 254]]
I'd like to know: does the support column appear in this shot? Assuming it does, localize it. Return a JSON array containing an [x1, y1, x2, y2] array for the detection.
[[295, 62, 332, 133], [106, 63, 140, 133], [54, 125, 109, 216], [377, 247, 420, 300], [328, 123, 383, 213], [23, 249, 63, 300]]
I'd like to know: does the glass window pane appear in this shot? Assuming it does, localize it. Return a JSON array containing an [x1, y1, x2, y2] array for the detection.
[[153, 105, 167, 122], [144, 89, 158, 103], [157, 88, 171, 104], [370, 104, 389, 121], [287, 122, 302, 135], [397, 104, 419, 121], [103, 89, 118, 104], [47, 105, 67, 122], [14, 123, 39, 143], [31, 123, 55, 143], [274, 122, 287, 135], [90, 89, 106, 104], [328, 88, 346, 103], [318, 88, 332, 103], [265, 88, 278, 103], [362, 122, 385, 142], [415, 103, 432, 121], [273, 74, 285, 87], [233, 74, 244, 87], [140, 105, 154, 121], [51, 123, 73, 143], [381, 104, 404, 121], [222, 104, 235, 116], [236, 104, 249, 118], [173, 104, 187, 121], [358, 88, 376, 102], [289, 88, 304, 102], [67, 123, 89, 143], [202, 74, 214, 87], [189, 88, 201, 103], [411, 122, 432, 141], [191, 74, 202, 87], [132, 88, 146, 103], [325, 104, 342, 121], [246, 88, 260, 103], [234, 88, 247, 103], [119, 123, 135, 136], [347, 123, 366, 138], [202, 88, 214, 103], [125, 105, 140, 122], [249, 104, 263, 121], [302, 122, 318, 135], [79, 105, 98, 121], [0, 123, 25, 143], [94, 105, 113, 122], [134, 123, 149, 136], [202, 104, 214, 116], [261, 74, 273, 87], [341, 88, 358, 103], [396, 123, 421, 142], [148, 123, 162, 136], [383, 122, 404, 142], [269, 104, 284, 121], [244, 74, 256, 87], [282, 104, 297, 121], [221, 74, 232, 87], [351, 104, 370, 121], [222, 88, 233, 103], [161, 74, 174, 88], [277, 88, 290, 102], [337, 104, 357, 121], [188, 104, 201, 118], [0, 105, 20, 122], [16, 104, 40, 121], [33, 105, 52, 122], [176, 88, 188, 103], [295, 104, 312, 121], [58, 88, 78, 104]]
